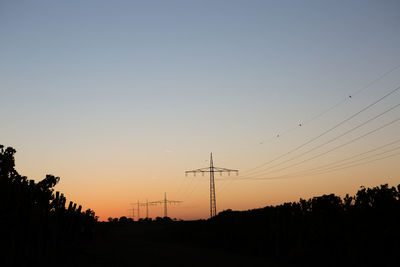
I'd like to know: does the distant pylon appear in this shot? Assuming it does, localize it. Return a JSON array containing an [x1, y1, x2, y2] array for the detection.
[[130, 201, 141, 220], [147, 198, 149, 218], [127, 206, 135, 220], [186, 153, 238, 218], [139, 199, 156, 219], [137, 200, 140, 219], [164, 193, 167, 218], [150, 192, 182, 218]]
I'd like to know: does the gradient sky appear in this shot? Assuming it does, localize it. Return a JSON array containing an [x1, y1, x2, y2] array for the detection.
[[1, 0, 400, 220]]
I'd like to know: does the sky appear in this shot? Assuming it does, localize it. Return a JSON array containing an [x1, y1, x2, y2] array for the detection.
[[1, 0, 400, 221]]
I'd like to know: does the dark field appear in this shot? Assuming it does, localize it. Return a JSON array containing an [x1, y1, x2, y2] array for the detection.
[[65, 197, 400, 267], [64, 221, 271, 267]]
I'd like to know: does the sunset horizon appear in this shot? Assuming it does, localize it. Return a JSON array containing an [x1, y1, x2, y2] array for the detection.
[[2, 1, 400, 265], [2, 1, 400, 222]]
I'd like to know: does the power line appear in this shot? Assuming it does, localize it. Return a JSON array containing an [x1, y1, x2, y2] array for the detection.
[[257, 64, 400, 145], [288, 138, 400, 176], [269, 145, 400, 180], [241, 117, 400, 179], [304, 64, 400, 124], [351, 64, 400, 97], [264, 150, 400, 181], [308, 146, 400, 174], [216, 137, 400, 185], [193, 69, 400, 197], [244, 101, 400, 177], [242, 85, 400, 176], [310, 151, 400, 176], [230, 151, 400, 181]]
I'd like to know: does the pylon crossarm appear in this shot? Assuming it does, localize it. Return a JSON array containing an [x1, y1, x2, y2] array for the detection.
[[149, 200, 163, 204], [212, 167, 238, 172], [167, 200, 182, 204], [186, 168, 238, 173], [185, 167, 212, 173], [149, 200, 182, 204], [139, 202, 157, 206]]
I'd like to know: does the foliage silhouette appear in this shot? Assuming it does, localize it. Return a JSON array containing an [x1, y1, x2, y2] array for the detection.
[[0, 145, 97, 266], [94, 183, 400, 266]]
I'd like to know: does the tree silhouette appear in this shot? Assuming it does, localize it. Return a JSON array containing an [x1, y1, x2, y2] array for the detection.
[[0, 145, 97, 266]]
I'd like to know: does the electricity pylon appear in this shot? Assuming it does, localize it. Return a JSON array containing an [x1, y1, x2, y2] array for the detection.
[[139, 199, 156, 219], [137, 200, 140, 219], [151, 192, 182, 218], [130, 201, 141, 220], [127, 206, 135, 220], [185, 153, 238, 218]]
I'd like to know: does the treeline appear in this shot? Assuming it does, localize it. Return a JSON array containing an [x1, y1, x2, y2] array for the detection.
[[0, 145, 97, 266], [106, 216, 175, 224], [159, 184, 400, 266]]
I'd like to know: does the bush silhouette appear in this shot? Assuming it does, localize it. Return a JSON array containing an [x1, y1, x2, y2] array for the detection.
[[0, 145, 97, 265]]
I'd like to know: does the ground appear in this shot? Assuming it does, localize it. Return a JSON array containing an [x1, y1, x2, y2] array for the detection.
[[63, 222, 277, 267]]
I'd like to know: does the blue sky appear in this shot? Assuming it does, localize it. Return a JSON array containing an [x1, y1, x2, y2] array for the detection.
[[1, 1, 400, 219]]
